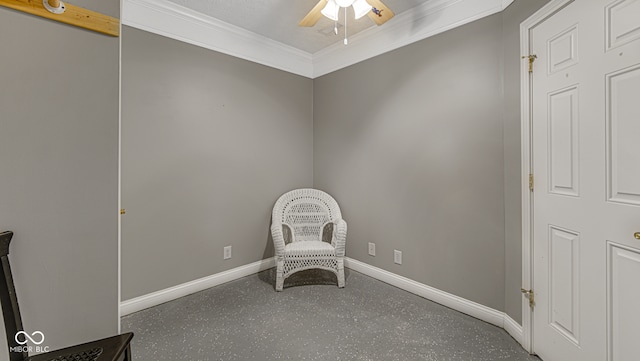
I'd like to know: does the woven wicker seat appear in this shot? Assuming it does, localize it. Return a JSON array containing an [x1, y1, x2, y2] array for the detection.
[[271, 189, 347, 291]]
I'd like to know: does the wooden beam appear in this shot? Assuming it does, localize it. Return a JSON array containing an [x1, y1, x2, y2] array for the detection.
[[367, 0, 394, 26], [0, 0, 119, 36], [299, 0, 325, 27]]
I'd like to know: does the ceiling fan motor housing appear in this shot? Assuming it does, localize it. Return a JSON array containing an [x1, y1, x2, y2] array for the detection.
[[335, 0, 355, 7]]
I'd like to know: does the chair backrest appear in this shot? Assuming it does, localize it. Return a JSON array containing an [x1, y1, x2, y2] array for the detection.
[[272, 189, 342, 243], [0, 231, 28, 361]]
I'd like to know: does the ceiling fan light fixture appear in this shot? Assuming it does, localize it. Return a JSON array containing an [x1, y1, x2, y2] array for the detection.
[[321, 0, 339, 21], [352, 0, 372, 19], [335, 0, 355, 7]]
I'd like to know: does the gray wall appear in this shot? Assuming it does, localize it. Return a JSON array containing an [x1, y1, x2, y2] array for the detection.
[[314, 14, 507, 311], [121, 27, 314, 300], [502, 0, 550, 324], [0, 3, 548, 357], [0, 0, 120, 357], [314, 0, 549, 318]]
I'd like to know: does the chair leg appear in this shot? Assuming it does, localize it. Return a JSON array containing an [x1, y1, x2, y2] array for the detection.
[[124, 344, 132, 361], [275, 259, 284, 291], [337, 258, 345, 288]]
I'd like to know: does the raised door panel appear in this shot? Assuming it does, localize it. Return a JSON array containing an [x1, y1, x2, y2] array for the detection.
[[607, 244, 640, 361], [548, 86, 580, 197], [548, 24, 579, 74], [549, 226, 580, 345], [606, 0, 640, 50], [606, 64, 640, 206]]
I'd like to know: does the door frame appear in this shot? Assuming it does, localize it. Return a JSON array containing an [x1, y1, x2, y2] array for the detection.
[[519, 0, 575, 353]]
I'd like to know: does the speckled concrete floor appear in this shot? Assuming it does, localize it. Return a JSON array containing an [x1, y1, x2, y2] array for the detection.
[[122, 269, 541, 361]]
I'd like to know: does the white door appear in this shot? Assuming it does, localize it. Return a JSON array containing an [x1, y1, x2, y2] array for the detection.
[[531, 0, 640, 360]]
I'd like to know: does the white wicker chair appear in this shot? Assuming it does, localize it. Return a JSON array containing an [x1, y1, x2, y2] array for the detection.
[[271, 189, 347, 291]]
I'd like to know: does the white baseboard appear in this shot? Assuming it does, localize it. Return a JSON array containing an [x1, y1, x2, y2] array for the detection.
[[120, 257, 275, 316], [503, 313, 524, 345], [344, 257, 524, 344], [344, 257, 504, 327], [120, 256, 525, 349]]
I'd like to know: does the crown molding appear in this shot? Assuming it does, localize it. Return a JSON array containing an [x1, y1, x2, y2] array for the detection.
[[313, 0, 506, 77], [122, 0, 314, 78], [502, 0, 516, 9], [123, 0, 516, 79]]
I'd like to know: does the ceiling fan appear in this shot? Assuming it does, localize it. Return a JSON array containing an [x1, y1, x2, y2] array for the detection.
[[299, 0, 395, 28]]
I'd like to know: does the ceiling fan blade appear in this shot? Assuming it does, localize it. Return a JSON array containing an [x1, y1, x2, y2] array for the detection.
[[299, 0, 327, 27], [367, 0, 394, 26]]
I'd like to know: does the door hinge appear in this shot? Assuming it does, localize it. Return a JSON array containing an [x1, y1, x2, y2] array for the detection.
[[529, 174, 534, 192], [522, 54, 537, 73], [521, 288, 535, 308], [120, 208, 126, 215]]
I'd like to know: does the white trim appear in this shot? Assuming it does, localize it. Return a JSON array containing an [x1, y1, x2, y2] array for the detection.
[[120, 257, 275, 316], [119, 256, 526, 348], [313, 0, 505, 77], [122, 0, 517, 79], [345, 258, 525, 346], [519, 0, 575, 353], [504, 313, 525, 346], [519, 11, 534, 353], [501, 0, 516, 10], [122, 0, 314, 78], [345, 257, 506, 328], [117, 0, 123, 333]]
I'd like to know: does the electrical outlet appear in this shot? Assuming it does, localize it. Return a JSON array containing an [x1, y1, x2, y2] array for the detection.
[[368, 242, 376, 256], [394, 250, 402, 265], [223, 246, 232, 260]]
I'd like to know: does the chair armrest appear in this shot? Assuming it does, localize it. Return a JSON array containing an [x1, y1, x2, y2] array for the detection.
[[270, 223, 286, 258], [332, 219, 347, 257]]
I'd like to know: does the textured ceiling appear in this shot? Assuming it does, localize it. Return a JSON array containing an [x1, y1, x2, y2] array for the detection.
[[167, 0, 425, 53]]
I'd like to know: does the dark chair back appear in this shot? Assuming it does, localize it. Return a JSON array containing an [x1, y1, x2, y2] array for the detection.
[[0, 231, 133, 361], [0, 231, 28, 361]]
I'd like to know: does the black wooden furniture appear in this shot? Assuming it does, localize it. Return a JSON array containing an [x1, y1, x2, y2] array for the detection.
[[0, 231, 133, 361]]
